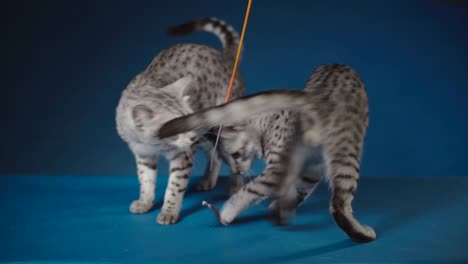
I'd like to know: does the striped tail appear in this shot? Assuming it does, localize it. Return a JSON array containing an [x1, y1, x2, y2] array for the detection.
[[158, 90, 310, 139], [167, 17, 240, 61]]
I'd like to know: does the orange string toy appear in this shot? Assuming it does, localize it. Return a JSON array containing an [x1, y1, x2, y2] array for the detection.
[[210, 0, 253, 170], [204, 0, 253, 221], [224, 0, 252, 103]]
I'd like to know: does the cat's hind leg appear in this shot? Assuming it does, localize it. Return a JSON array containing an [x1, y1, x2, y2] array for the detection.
[[294, 150, 325, 207]]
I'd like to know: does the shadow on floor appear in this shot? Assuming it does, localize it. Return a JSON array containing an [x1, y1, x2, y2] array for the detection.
[[355, 177, 468, 236], [265, 239, 358, 263]]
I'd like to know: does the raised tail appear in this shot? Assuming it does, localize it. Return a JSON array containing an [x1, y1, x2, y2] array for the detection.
[[167, 17, 240, 61], [158, 90, 310, 139]]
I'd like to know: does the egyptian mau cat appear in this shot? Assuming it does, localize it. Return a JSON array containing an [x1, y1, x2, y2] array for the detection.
[[115, 17, 245, 224], [158, 64, 376, 242]]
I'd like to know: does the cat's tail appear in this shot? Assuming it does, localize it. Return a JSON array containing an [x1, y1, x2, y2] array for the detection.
[[167, 17, 240, 61], [158, 90, 310, 139]]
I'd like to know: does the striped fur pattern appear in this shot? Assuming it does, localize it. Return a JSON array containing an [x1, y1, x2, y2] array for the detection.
[[158, 64, 376, 242], [115, 17, 245, 225], [167, 17, 240, 62]]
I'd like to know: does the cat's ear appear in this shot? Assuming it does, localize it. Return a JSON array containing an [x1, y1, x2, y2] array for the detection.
[[132, 105, 154, 128], [160, 74, 193, 98]]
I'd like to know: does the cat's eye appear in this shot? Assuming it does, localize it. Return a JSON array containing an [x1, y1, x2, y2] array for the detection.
[[231, 152, 240, 159]]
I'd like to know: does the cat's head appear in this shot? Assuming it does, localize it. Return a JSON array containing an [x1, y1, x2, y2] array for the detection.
[[218, 124, 260, 175], [130, 75, 199, 150]]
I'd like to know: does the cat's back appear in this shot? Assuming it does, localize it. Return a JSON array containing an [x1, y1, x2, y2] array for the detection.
[[147, 43, 225, 72], [251, 110, 301, 139], [143, 43, 245, 110], [304, 64, 368, 114]]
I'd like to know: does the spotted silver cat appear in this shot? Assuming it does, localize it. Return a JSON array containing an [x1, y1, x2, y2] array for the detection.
[[158, 64, 376, 242], [115, 17, 245, 224]]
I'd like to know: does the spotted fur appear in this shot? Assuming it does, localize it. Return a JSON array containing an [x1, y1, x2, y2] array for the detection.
[[158, 64, 376, 242], [116, 17, 245, 225]]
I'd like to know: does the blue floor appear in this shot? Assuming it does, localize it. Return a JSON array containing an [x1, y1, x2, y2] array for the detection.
[[1, 175, 467, 263]]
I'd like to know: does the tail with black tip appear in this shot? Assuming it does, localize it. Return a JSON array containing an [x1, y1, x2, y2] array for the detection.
[[158, 90, 311, 139], [167, 17, 240, 61]]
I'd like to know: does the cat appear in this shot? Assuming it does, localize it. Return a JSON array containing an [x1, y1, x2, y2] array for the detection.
[[115, 17, 245, 225], [158, 64, 376, 242]]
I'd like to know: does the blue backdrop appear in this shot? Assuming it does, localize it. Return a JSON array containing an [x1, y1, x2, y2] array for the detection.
[[3, 0, 468, 177]]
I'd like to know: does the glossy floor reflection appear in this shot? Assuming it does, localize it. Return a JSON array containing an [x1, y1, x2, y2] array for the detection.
[[1, 175, 467, 263]]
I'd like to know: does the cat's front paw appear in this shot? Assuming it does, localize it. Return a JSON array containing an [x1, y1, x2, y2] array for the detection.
[[157, 211, 179, 225], [196, 178, 216, 192], [219, 207, 236, 225], [129, 200, 153, 214]]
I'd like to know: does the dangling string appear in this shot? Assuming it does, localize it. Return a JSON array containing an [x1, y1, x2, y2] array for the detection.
[[210, 0, 252, 171]]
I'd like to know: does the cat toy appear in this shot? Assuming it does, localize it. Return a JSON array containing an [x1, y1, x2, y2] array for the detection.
[[204, 0, 253, 224], [201, 201, 226, 225]]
